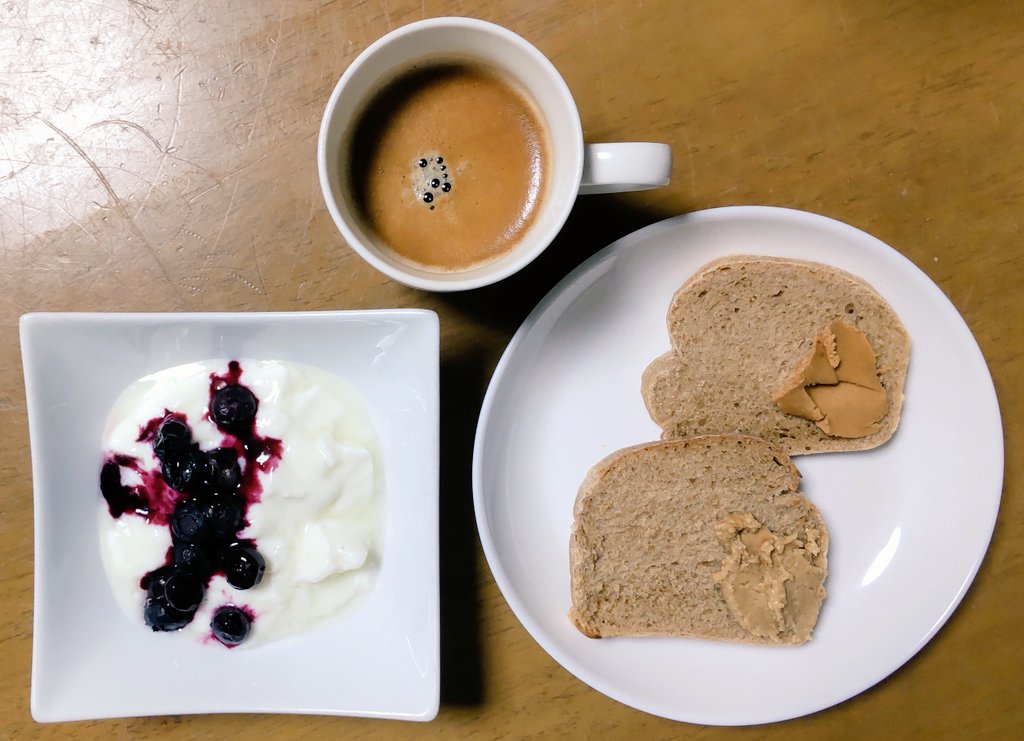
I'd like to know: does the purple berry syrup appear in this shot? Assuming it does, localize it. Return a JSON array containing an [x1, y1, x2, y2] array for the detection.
[[99, 361, 281, 644]]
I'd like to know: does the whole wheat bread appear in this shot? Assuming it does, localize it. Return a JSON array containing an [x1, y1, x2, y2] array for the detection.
[[641, 255, 910, 455], [568, 435, 828, 644]]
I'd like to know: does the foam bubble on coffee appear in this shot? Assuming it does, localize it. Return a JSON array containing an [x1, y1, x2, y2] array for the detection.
[[413, 154, 453, 209]]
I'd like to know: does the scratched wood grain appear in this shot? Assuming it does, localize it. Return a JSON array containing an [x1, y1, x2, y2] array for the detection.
[[1, 0, 1022, 738]]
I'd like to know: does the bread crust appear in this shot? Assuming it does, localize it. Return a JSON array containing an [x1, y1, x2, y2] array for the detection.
[[568, 435, 826, 644], [641, 255, 910, 455]]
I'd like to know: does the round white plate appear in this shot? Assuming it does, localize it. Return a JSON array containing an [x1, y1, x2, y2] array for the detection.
[[472, 206, 1003, 725]]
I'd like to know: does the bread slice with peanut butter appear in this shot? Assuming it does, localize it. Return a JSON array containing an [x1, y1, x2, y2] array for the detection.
[[641, 255, 910, 455], [569, 435, 828, 644]]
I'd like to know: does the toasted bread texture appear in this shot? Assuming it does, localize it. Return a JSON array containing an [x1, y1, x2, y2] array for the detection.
[[641, 255, 910, 455], [568, 435, 828, 644]]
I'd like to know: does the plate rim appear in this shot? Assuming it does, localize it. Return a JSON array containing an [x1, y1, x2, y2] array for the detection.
[[471, 205, 1004, 725]]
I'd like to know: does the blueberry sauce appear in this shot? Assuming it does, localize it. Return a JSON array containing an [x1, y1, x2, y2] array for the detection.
[[99, 361, 280, 644], [100, 454, 181, 523]]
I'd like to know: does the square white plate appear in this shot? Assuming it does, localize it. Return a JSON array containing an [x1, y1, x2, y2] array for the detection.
[[21, 310, 440, 723]]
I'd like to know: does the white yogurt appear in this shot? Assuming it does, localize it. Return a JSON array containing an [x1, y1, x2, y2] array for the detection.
[[98, 359, 382, 647]]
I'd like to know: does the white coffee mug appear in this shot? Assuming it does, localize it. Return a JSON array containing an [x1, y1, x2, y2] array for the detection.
[[318, 17, 672, 292]]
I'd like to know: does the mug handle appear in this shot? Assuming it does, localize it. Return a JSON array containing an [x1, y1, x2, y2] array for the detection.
[[578, 142, 672, 195]]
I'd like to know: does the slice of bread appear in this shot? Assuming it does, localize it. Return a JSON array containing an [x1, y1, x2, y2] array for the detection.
[[641, 255, 910, 455], [569, 435, 828, 644]]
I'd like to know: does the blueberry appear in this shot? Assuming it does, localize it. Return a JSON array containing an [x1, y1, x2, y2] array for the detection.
[[206, 492, 244, 538], [142, 565, 176, 600], [221, 542, 265, 590], [211, 606, 251, 646], [210, 386, 258, 434], [170, 497, 211, 543], [162, 448, 211, 493], [164, 572, 205, 611], [152, 419, 190, 462], [173, 541, 211, 575], [208, 448, 241, 493], [144, 595, 193, 632], [160, 459, 183, 491]]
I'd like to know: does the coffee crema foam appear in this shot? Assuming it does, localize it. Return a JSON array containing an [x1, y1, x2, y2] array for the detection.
[[410, 154, 453, 207], [348, 62, 550, 272]]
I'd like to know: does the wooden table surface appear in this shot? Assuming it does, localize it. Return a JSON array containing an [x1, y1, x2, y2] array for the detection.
[[2, 0, 1021, 737]]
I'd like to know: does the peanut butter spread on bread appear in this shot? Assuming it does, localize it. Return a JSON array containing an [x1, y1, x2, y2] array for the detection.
[[713, 512, 826, 643], [774, 320, 888, 438]]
